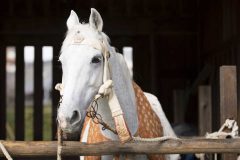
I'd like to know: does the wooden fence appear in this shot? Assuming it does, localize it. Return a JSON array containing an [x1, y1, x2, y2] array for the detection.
[[173, 65, 239, 160], [1, 138, 240, 158], [0, 44, 62, 140]]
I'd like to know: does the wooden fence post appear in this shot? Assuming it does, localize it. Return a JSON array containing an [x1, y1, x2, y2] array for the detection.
[[0, 45, 6, 139], [34, 45, 43, 140], [15, 45, 25, 140], [220, 65, 237, 160], [237, 46, 240, 138], [198, 85, 212, 136], [52, 45, 62, 140]]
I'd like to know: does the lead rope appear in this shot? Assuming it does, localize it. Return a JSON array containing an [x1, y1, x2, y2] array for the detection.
[[55, 84, 64, 160], [0, 141, 13, 160], [57, 126, 63, 160], [132, 136, 180, 142]]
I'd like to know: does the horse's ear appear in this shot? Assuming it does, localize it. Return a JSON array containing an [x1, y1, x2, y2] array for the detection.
[[67, 10, 79, 30], [89, 8, 103, 31]]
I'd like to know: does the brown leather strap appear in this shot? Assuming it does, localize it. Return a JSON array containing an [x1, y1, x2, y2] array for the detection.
[[113, 114, 132, 142], [108, 89, 132, 143]]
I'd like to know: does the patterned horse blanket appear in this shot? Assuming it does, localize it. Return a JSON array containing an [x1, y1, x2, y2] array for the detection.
[[80, 82, 165, 160]]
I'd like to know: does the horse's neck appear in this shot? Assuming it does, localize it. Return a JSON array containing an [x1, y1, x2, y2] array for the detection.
[[95, 50, 139, 140], [97, 96, 138, 140]]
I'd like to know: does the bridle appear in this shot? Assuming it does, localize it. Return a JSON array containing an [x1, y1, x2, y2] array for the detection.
[[56, 37, 132, 143]]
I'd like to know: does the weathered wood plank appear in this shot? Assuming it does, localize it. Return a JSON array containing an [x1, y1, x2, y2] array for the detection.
[[1, 139, 240, 157], [220, 66, 237, 123], [219, 65, 238, 160], [0, 45, 6, 139], [34, 45, 43, 140], [15, 46, 25, 140], [236, 46, 240, 139], [198, 85, 212, 136], [237, 46, 240, 136]]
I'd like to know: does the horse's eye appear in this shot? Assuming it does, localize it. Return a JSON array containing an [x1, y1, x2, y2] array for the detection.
[[91, 56, 101, 63]]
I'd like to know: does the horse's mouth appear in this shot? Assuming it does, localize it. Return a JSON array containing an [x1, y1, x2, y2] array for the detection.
[[61, 128, 73, 133], [60, 120, 81, 134]]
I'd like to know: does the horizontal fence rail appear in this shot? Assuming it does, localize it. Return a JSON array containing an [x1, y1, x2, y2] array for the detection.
[[1, 138, 240, 157]]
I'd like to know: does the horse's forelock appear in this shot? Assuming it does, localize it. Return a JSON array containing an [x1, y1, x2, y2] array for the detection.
[[60, 25, 111, 57]]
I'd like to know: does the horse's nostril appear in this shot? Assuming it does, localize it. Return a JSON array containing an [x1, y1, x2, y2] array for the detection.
[[70, 110, 80, 124]]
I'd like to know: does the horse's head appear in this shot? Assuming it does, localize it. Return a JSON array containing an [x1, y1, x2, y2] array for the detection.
[[57, 9, 108, 133]]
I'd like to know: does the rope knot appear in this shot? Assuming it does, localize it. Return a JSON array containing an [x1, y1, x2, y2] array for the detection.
[[95, 80, 113, 99], [55, 83, 64, 95]]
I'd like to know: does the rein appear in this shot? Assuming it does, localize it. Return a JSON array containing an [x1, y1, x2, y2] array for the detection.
[[86, 95, 117, 134]]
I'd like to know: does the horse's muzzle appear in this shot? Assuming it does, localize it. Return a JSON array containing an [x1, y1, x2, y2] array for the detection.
[[57, 110, 81, 133]]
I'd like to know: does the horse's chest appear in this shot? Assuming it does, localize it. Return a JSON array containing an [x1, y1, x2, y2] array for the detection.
[[80, 82, 164, 160]]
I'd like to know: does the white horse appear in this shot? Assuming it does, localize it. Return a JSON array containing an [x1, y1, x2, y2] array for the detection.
[[57, 8, 180, 160]]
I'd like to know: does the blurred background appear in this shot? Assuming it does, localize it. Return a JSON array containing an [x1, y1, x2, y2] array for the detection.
[[0, 0, 240, 143]]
